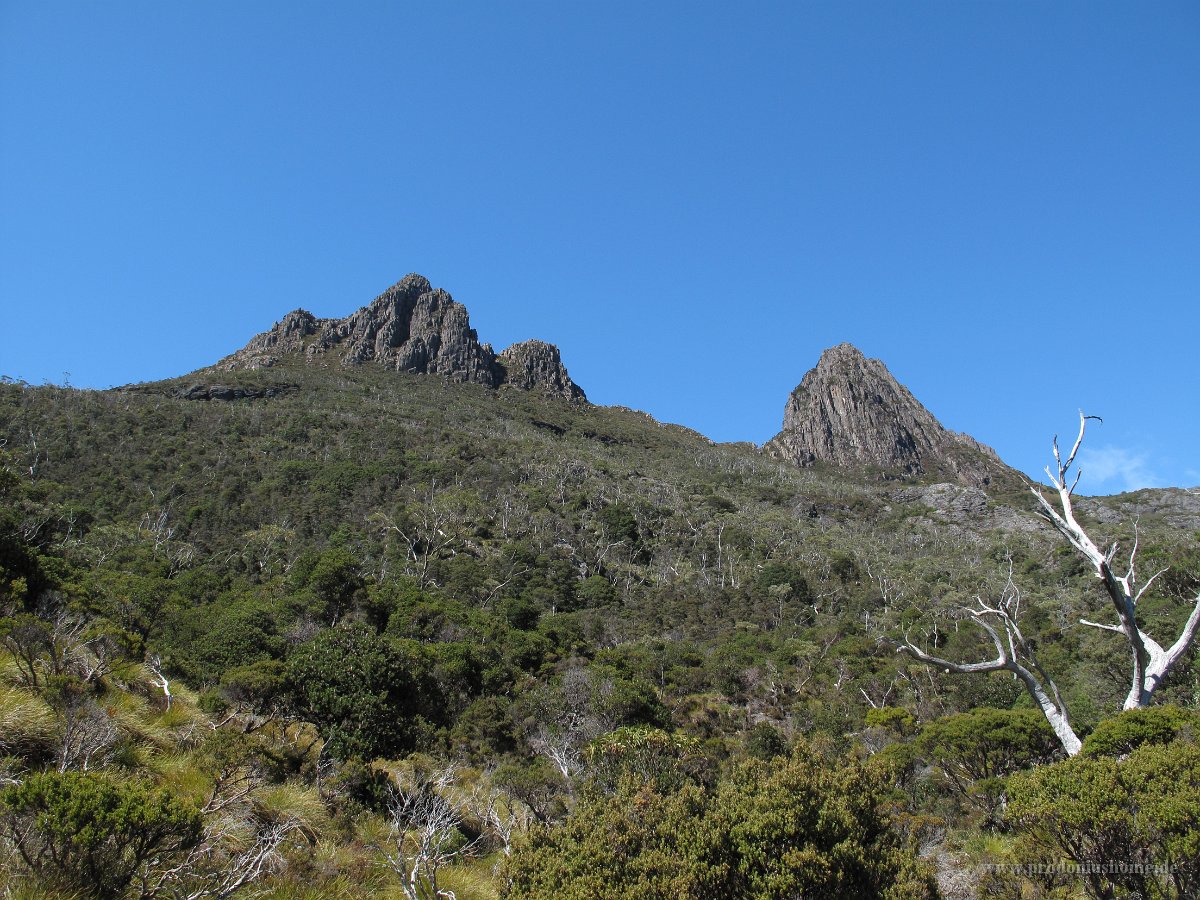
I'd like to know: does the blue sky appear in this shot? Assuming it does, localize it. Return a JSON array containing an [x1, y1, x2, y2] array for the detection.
[[2, 2, 1197, 494]]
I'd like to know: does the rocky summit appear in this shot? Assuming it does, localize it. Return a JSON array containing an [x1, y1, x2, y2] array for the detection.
[[765, 342, 1012, 487], [217, 274, 586, 401], [497, 340, 587, 401]]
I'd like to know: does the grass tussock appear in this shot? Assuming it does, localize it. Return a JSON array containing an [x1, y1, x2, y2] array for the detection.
[[256, 782, 330, 835], [0, 684, 56, 757]]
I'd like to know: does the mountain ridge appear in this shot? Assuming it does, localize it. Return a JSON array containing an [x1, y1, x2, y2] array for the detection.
[[210, 275, 1014, 488], [216, 274, 586, 402]]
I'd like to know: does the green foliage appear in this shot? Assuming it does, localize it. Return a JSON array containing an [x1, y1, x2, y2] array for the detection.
[[585, 726, 702, 793], [597, 503, 640, 547], [5, 355, 1200, 897], [0, 770, 202, 900], [744, 721, 789, 759], [284, 624, 438, 760], [865, 706, 915, 735], [1007, 738, 1200, 899], [176, 601, 281, 683], [913, 708, 1061, 825], [755, 561, 811, 602], [504, 745, 937, 899], [575, 574, 616, 608], [1082, 705, 1200, 757], [493, 757, 569, 825], [0, 452, 54, 606], [290, 547, 365, 624]]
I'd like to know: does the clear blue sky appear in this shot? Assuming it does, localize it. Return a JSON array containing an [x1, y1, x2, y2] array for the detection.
[[2, 2, 1197, 493]]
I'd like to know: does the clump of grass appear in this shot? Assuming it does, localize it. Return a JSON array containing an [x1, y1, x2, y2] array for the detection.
[[0, 684, 56, 759], [0, 654, 28, 688], [438, 855, 503, 900], [256, 781, 330, 835], [151, 749, 211, 804]]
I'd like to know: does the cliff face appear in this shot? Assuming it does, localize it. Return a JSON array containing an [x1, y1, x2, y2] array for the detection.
[[497, 340, 587, 401], [217, 275, 584, 400], [766, 343, 1011, 487]]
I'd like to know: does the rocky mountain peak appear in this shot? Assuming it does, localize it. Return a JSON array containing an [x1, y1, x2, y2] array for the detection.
[[217, 275, 585, 400], [765, 343, 1010, 487], [498, 340, 587, 401]]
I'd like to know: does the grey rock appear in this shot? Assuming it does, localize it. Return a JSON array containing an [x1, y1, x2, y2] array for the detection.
[[176, 383, 295, 401], [219, 310, 325, 370], [498, 340, 587, 401], [217, 275, 585, 399], [1079, 487, 1200, 531], [766, 343, 1013, 487]]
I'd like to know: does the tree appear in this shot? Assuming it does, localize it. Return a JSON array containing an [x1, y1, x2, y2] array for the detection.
[[284, 625, 436, 760], [0, 771, 203, 900], [584, 726, 701, 794], [897, 413, 1200, 756], [1032, 414, 1200, 711], [912, 708, 1061, 826], [380, 758, 512, 900]]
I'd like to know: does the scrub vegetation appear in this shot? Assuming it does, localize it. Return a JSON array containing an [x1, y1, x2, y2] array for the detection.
[[1, 363, 1197, 899]]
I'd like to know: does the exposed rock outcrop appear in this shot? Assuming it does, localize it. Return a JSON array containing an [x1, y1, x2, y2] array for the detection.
[[175, 383, 296, 402], [891, 482, 1039, 534], [498, 340, 587, 401], [217, 275, 585, 400], [766, 343, 1012, 487], [229, 310, 325, 370]]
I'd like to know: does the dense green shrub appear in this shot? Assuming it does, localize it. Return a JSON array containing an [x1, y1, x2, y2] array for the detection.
[[913, 707, 1061, 825], [0, 771, 202, 900], [504, 745, 938, 899], [1007, 738, 1200, 900], [284, 624, 438, 760], [1082, 705, 1200, 757]]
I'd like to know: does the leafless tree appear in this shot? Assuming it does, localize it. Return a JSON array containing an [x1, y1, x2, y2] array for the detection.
[[1033, 413, 1200, 710], [144, 811, 300, 900], [381, 762, 482, 900], [146, 654, 173, 711], [143, 737, 303, 899], [522, 665, 618, 778], [898, 413, 1200, 756], [370, 481, 470, 588], [897, 565, 1082, 755], [56, 696, 120, 772]]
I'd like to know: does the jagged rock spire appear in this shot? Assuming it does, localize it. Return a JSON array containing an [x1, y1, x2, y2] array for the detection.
[[765, 343, 1009, 486]]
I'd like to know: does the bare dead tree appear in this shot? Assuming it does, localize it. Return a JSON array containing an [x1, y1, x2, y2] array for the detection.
[[381, 762, 483, 900], [527, 723, 583, 780], [137, 732, 304, 900], [145, 807, 299, 900], [897, 570, 1082, 755], [1032, 412, 1200, 710], [146, 654, 173, 711], [897, 412, 1200, 756], [480, 787, 533, 857], [369, 482, 468, 588]]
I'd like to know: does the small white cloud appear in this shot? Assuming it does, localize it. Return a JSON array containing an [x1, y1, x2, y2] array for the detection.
[[1077, 445, 1163, 494]]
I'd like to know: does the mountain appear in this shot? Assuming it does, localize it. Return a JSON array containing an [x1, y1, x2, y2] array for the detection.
[[765, 343, 1014, 488], [212, 278, 1010, 487], [216, 273, 586, 401], [4, 277, 1200, 900]]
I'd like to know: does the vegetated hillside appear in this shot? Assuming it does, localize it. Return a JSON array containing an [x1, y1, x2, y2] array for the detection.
[[2, 307, 1199, 898]]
